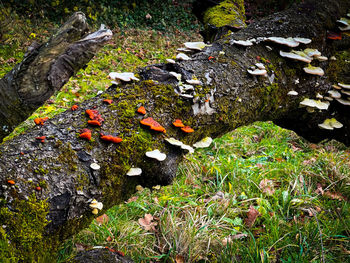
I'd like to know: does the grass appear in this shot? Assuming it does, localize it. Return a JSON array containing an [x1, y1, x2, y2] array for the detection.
[[58, 122, 350, 262], [1, 9, 349, 263]]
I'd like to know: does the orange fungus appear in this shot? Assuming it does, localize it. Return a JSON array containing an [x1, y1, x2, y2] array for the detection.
[[34, 117, 49, 126], [137, 106, 146, 115], [181, 126, 194, 133], [7, 180, 15, 185], [100, 134, 123, 144], [173, 119, 185, 128], [88, 120, 102, 126], [36, 136, 46, 142], [86, 109, 104, 123], [140, 117, 166, 133], [79, 128, 92, 141], [103, 99, 113, 104], [71, 105, 78, 111]]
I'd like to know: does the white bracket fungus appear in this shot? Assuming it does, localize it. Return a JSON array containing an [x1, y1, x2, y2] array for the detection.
[[176, 53, 191, 61], [193, 137, 213, 148], [126, 168, 142, 176], [303, 65, 324, 76], [337, 17, 350, 31], [316, 93, 323, 99], [287, 90, 298, 96], [247, 68, 267, 76], [327, 90, 341, 99], [109, 72, 139, 82], [177, 47, 193, 52], [255, 63, 265, 70], [89, 199, 103, 215], [90, 163, 101, 170], [184, 42, 210, 51], [299, 98, 329, 110], [232, 39, 253, 47], [279, 50, 312, 63], [338, 83, 350, 89], [293, 37, 312, 44], [266, 37, 299, 47], [186, 79, 202, 85], [169, 72, 182, 81], [166, 59, 176, 64], [303, 48, 321, 58], [145, 149, 167, 161], [341, 90, 350, 96], [318, 118, 343, 130], [165, 138, 194, 154], [335, 98, 350, 106]]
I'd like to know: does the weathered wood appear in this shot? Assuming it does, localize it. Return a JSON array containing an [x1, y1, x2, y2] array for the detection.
[[0, 12, 112, 142], [0, 0, 349, 261]]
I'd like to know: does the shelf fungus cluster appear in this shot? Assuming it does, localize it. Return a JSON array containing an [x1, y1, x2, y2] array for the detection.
[[299, 98, 329, 113], [126, 168, 142, 177], [145, 149, 167, 161], [109, 72, 139, 85], [332, 83, 350, 106], [89, 199, 103, 215], [165, 137, 194, 154], [318, 118, 343, 130]]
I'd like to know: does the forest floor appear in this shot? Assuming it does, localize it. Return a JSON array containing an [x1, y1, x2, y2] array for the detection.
[[0, 6, 349, 263]]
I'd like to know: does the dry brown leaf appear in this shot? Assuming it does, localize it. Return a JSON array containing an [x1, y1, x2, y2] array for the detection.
[[175, 255, 185, 263], [138, 213, 157, 231], [259, 179, 275, 195], [126, 196, 138, 203], [315, 183, 324, 195], [324, 191, 346, 201], [95, 214, 109, 225], [245, 205, 260, 228], [106, 236, 113, 242]]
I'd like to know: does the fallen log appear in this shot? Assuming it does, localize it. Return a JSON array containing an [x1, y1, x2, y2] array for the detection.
[[0, 0, 349, 261]]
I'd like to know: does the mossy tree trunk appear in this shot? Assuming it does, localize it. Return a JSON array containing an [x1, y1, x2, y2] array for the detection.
[[0, 0, 349, 261], [0, 12, 112, 143]]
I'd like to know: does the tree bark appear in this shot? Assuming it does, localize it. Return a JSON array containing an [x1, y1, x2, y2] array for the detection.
[[0, 0, 349, 261], [0, 12, 112, 142]]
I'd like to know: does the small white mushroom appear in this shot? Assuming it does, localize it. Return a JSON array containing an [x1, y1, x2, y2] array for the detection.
[[316, 56, 328, 61], [279, 50, 312, 63], [186, 79, 202, 85], [176, 53, 191, 61], [293, 37, 312, 44], [180, 144, 194, 154], [127, 168, 142, 176], [166, 59, 176, 64], [332, 84, 342, 90], [109, 72, 139, 82], [265, 45, 273, 51], [303, 65, 324, 76], [255, 63, 265, 69], [145, 149, 167, 161], [338, 83, 350, 89], [165, 137, 183, 147], [324, 96, 333, 101], [316, 93, 323, 99], [335, 98, 350, 106], [328, 90, 341, 99], [89, 199, 103, 215], [232, 40, 253, 47], [193, 137, 213, 148], [90, 163, 100, 170], [318, 118, 343, 130], [184, 41, 209, 51], [169, 72, 182, 81], [299, 98, 329, 110], [247, 68, 267, 76], [304, 48, 321, 58], [330, 56, 337, 61], [287, 90, 298, 96], [341, 90, 350, 96], [267, 37, 299, 47]]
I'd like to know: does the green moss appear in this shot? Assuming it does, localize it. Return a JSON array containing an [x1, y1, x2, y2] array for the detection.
[[57, 143, 78, 171], [203, 0, 246, 28], [326, 51, 350, 82], [0, 195, 52, 262], [34, 165, 49, 175]]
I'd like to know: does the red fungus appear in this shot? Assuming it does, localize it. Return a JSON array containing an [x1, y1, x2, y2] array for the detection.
[[208, 56, 215, 61], [88, 120, 102, 126], [35, 186, 41, 191], [172, 119, 184, 128], [71, 105, 79, 111], [103, 99, 113, 104], [20, 152, 24, 155], [137, 106, 146, 115], [36, 136, 46, 143], [327, 32, 342, 40], [181, 126, 194, 133], [7, 180, 15, 185], [34, 117, 49, 126], [100, 134, 123, 144], [140, 117, 166, 133], [79, 128, 92, 141], [86, 109, 104, 123]]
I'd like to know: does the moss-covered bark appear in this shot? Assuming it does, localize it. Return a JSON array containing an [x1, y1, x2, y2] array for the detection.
[[0, 0, 349, 261]]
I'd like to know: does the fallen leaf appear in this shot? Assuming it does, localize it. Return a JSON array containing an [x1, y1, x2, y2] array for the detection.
[[259, 179, 275, 195], [324, 191, 346, 201], [126, 196, 138, 203], [138, 213, 157, 231], [95, 214, 109, 225], [75, 243, 90, 251], [106, 236, 113, 242], [175, 254, 185, 263], [245, 206, 260, 228], [315, 183, 324, 195]]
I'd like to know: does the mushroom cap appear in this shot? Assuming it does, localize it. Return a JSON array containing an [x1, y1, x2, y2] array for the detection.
[[279, 50, 312, 63], [316, 56, 328, 61], [341, 90, 350, 96], [247, 68, 267, 76], [287, 90, 298, 96], [172, 119, 185, 128], [169, 72, 182, 81], [337, 18, 350, 31], [176, 53, 191, 61], [338, 83, 350, 89], [336, 98, 350, 106], [180, 144, 194, 154], [165, 137, 183, 146], [255, 63, 265, 69], [186, 79, 202, 85], [303, 65, 324, 76], [109, 72, 139, 82], [303, 48, 321, 57], [126, 168, 142, 176], [184, 41, 209, 51], [166, 59, 176, 64], [318, 118, 343, 130], [90, 163, 101, 170], [327, 90, 341, 99], [145, 149, 167, 161], [193, 137, 213, 148], [140, 117, 166, 133], [181, 126, 194, 133], [293, 37, 312, 44], [89, 199, 103, 210], [267, 37, 299, 47], [299, 98, 329, 110], [232, 40, 253, 47]]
